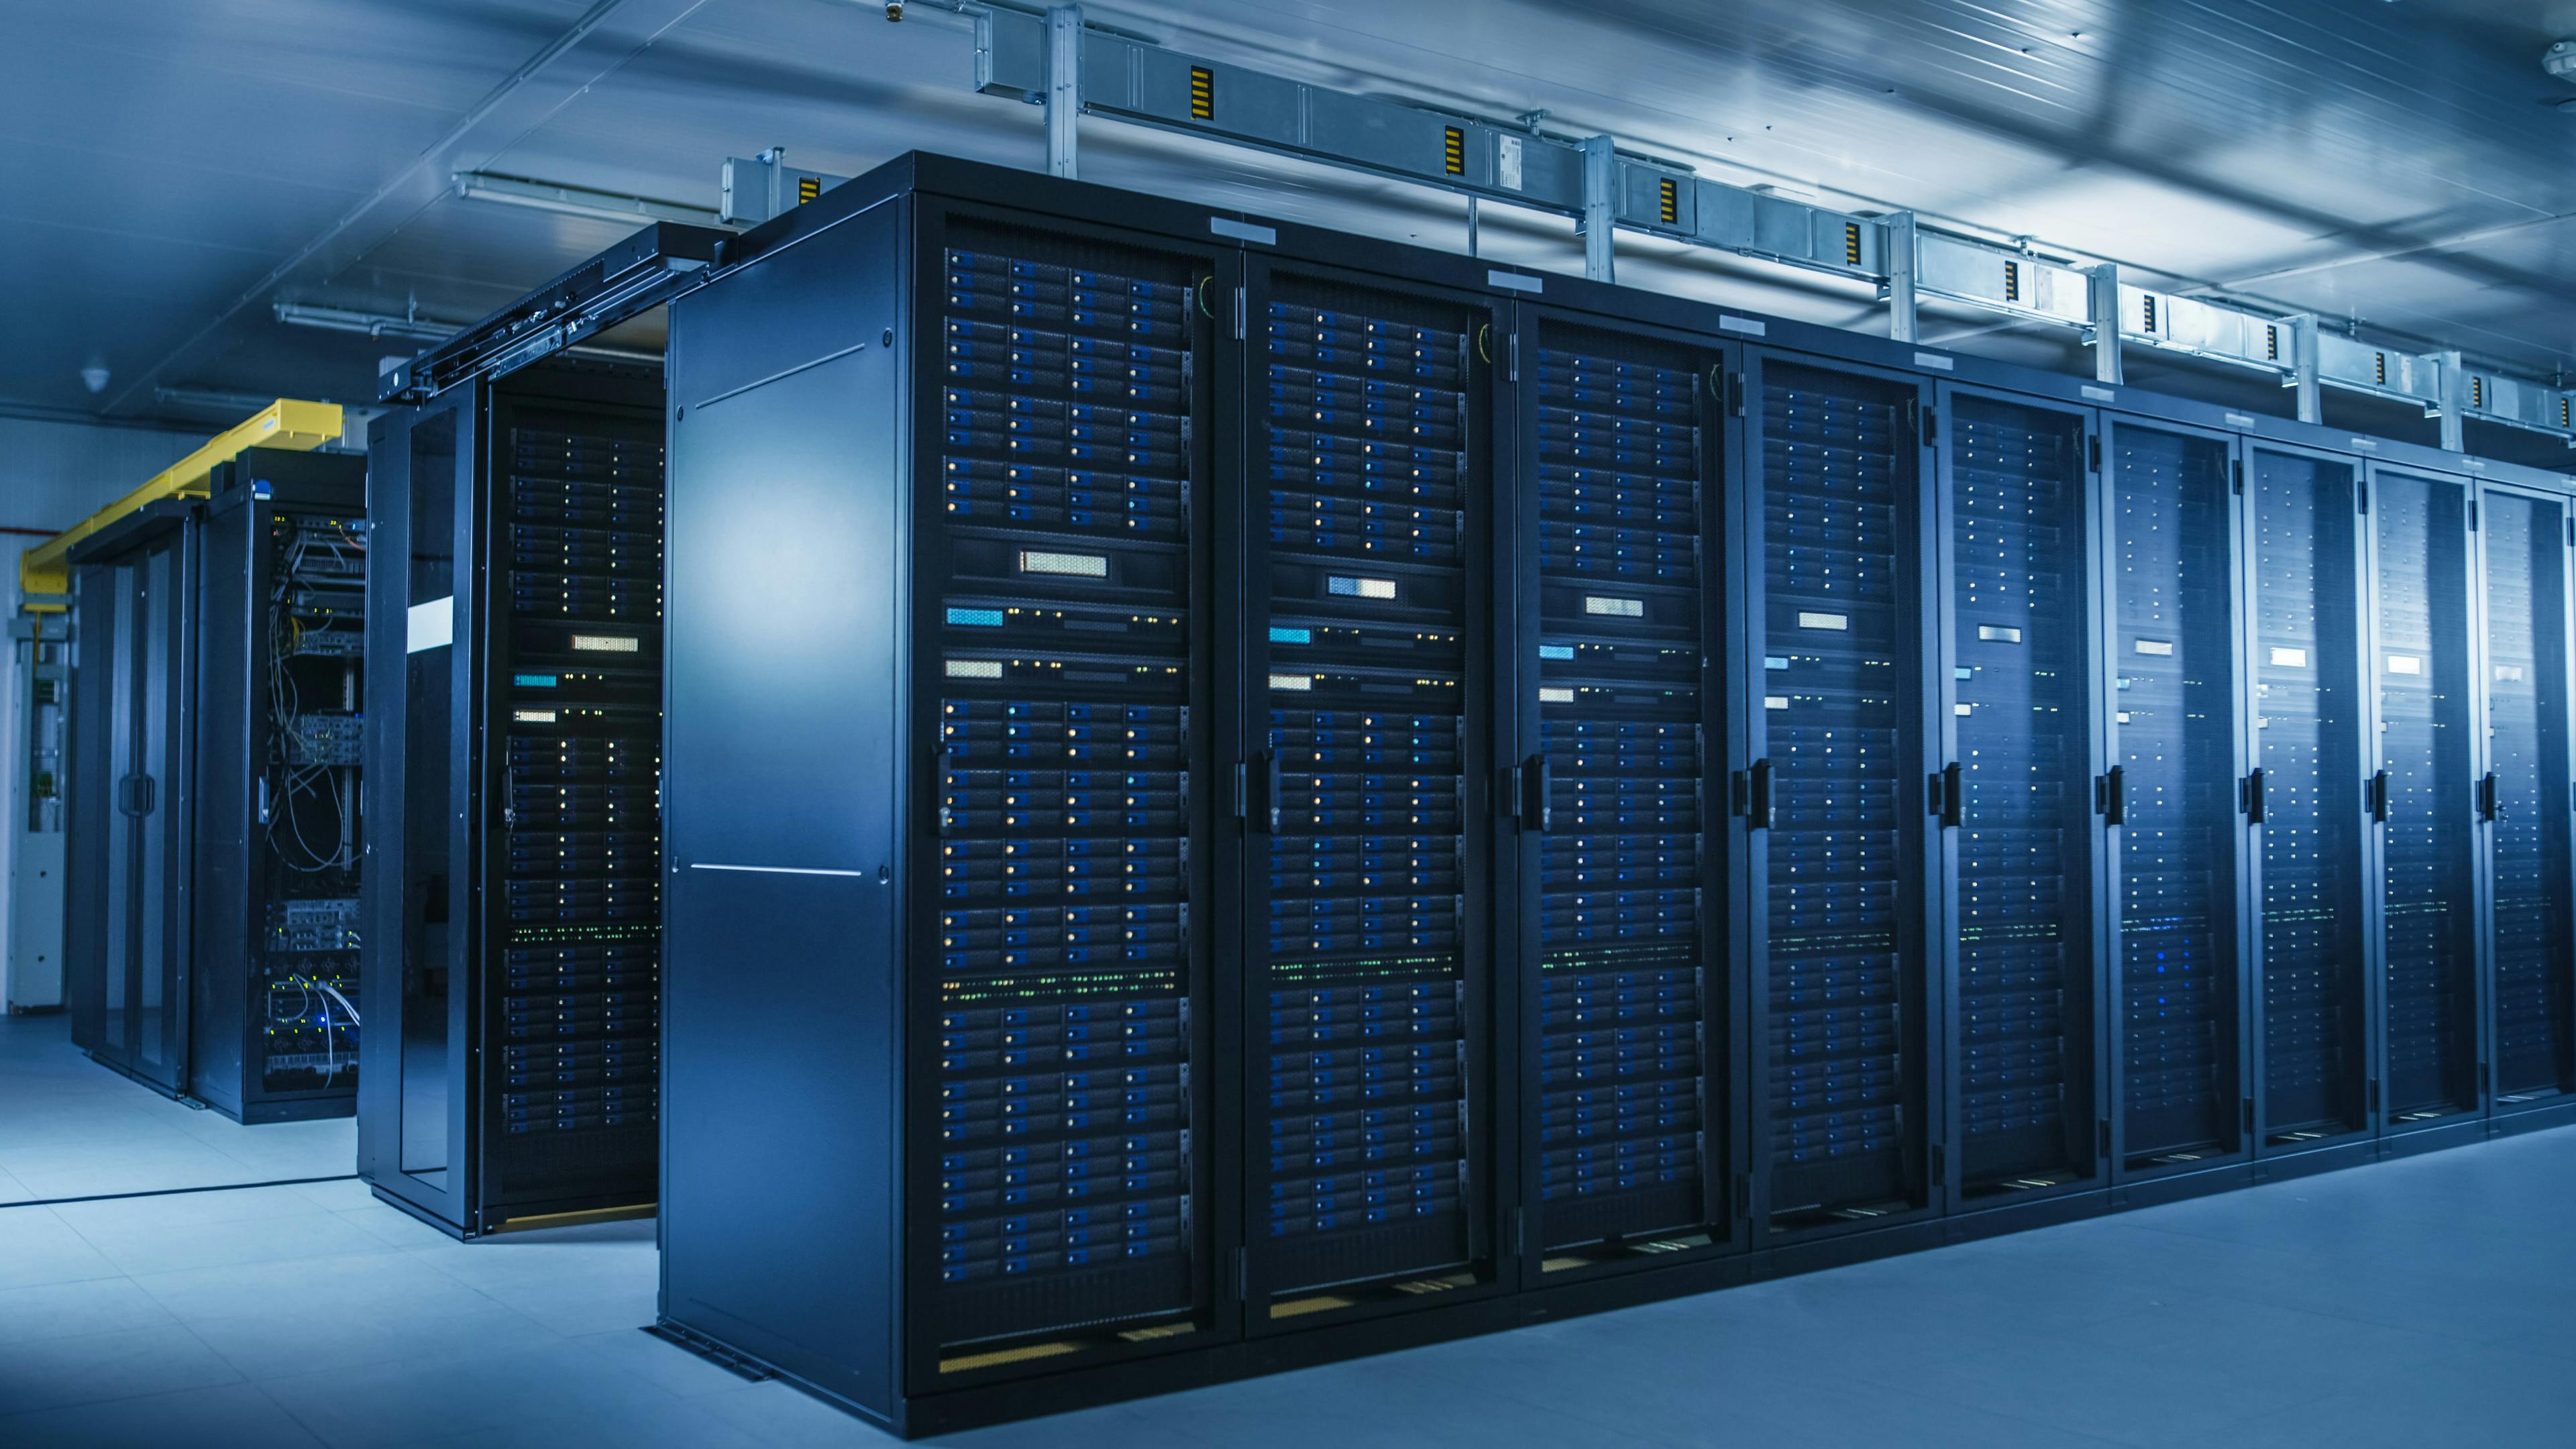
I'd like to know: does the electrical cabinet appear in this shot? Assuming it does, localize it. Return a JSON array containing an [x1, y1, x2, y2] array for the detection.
[[619, 154, 2576, 1436], [63, 450, 368, 1120], [360, 362, 664, 1236]]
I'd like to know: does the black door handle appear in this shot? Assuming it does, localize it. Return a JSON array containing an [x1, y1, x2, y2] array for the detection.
[[2369, 769, 2390, 822], [1748, 757, 1774, 830], [117, 773, 156, 818], [1517, 753, 1552, 833], [2102, 765, 2125, 826], [1940, 761, 1964, 828], [2479, 771, 2501, 821], [2246, 767, 2267, 824], [1265, 749, 1283, 835]]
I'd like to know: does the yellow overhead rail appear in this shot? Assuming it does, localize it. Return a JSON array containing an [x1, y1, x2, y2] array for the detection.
[[17, 398, 343, 608]]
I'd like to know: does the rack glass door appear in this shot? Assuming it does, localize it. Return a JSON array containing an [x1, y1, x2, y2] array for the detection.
[[2481, 490, 2576, 1109]]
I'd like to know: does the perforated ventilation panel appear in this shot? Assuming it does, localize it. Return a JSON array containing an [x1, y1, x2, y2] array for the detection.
[[2249, 452, 2365, 1140], [1259, 282, 1477, 1296], [1532, 333, 1711, 1254], [2484, 494, 2576, 1101], [1758, 362, 1916, 1224], [499, 426, 663, 1145], [1948, 396, 2090, 1193], [930, 241, 1201, 1349], [2112, 427, 2239, 1163], [2373, 474, 2478, 1120]]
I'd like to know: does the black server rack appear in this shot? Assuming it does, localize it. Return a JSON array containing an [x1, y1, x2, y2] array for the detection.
[[2369, 467, 2483, 1132], [64, 451, 369, 1120], [1737, 354, 1935, 1234], [1936, 388, 2104, 1203], [360, 361, 665, 1237], [2245, 446, 2371, 1151], [635, 154, 2576, 1436], [1241, 257, 1503, 1322], [2104, 419, 2250, 1175], [191, 453, 369, 1122], [2479, 489, 2576, 1110], [1511, 313, 1733, 1275], [66, 500, 197, 1097]]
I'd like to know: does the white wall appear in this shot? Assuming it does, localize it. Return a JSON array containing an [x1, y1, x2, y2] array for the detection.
[[1, 413, 205, 1007]]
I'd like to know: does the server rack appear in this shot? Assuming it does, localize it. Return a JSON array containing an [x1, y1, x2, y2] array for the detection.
[[2477, 485, 2576, 1117], [64, 451, 368, 1119], [2244, 443, 2373, 1159], [2101, 416, 2253, 1183], [191, 453, 369, 1122], [2367, 465, 2484, 1141], [1735, 351, 1939, 1236], [360, 360, 665, 1236], [1507, 307, 1739, 1279], [641, 153, 2576, 1436], [66, 500, 197, 1096], [1933, 384, 2107, 1207]]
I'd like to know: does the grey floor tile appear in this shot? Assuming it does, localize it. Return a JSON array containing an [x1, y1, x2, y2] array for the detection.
[[2219, 1344, 2576, 1449], [387, 1397, 775, 1449], [562, 1328, 769, 1399], [0, 1206, 124, 1291], [0, 1382, 328, 1449], [258, 1340, 686, 1448], [191, 1299, 563, 1380], [129, 1249, 506, 1326], [0, 1322, 245, 1415], [46, 1183, 337, 1236], [0, 1275, 178, 1345], [67, 1204, 405, 1276]]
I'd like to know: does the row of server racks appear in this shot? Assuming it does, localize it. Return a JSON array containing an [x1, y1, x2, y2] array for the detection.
[[593, 154, 2576, 1434], [65, 450, 370, 1123], [360, 362, 667, 1237]]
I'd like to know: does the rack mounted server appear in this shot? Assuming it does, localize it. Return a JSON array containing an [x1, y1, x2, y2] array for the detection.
[[360, 360, 665, 1237], [65, 449, 369, 1122], [614, 154, 2576, 1434]]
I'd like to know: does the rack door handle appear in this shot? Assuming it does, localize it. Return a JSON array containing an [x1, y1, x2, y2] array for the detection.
[[1520, 754, 1552, 833], [2245, 767, 2267, 824], [2369, 769, 2390, 822], [1939, 761, 1964, 828], [2479, 771, 2501, 822], [1265, 750, 1283, 835], [2102, 765, 2125, 826], [1748, 757, 1774, 830]]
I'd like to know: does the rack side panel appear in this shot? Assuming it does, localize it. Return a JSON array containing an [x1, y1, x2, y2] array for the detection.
[[2485, 494, 2576, 1102], [662, 195, 910, 1419]]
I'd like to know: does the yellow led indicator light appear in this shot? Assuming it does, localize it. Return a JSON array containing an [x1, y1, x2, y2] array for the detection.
[[2265, 325, 2279, 362], [2004, 260, 2021, 304], [1442, 126, 1464, 176], [1189, 66, 1214, 120], [2471, 376, 2485, 409], [2375, 352, 2388, 386], [1843, 222, 1862, 267], [1657, 177, 1678, 225], [2142, 294, 2157, 332]]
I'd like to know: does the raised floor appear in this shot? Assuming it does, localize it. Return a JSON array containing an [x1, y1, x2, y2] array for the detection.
[[3, 999, 2572, 1446]]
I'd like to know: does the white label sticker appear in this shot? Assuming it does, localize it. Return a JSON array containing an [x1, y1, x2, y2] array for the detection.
[[1021, 550, 1108, 578], [2387, 654, 2423, 676], [2135, 639, 2175, 657], [1208, 217, 1276, 246], [2498, 664, 2527, 682], [1585, 596, 1644, 618], [1719, 315, 1768, 337], [1798, 611, 1848, 631], [1765, 655, 1790, 671], [406, 597, 453, 655], [1765, 695, 1790, 710], [1269, 673, 1313, 692], [2269, 647, 2308, 668], [1914, 352, 1953, 372], [946, 659, 1002, 679], [2116, 710, 2132, 724], [2224, 411, 2255, 427], [1328, 575, 1397, 600], [1540, 687, 1576, 704], [1955, 703, 1975, 716], [2351, 437, 2380, 450], [2084, 386, 2118, 402], [1978, 625, 2023, 644], [1497, 135, 1523, 192], [572, 634, 639, 653], [1487, 270, 1543, 293], [513, 709, 556, 724]]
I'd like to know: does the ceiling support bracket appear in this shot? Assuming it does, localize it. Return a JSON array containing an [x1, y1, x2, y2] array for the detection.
[[1580, 136, 1615, 284], [1884, 211, 1918, 343], [2438, 350, 2467, 452], [1046, 5, 1082, 180], [2088, 262, 2122, 386]]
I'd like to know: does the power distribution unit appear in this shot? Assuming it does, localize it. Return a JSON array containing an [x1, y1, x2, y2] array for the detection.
[[64, 449, 369, 1122], [360, 361, 665, 1237], [647, 154, 2576, 1434]]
